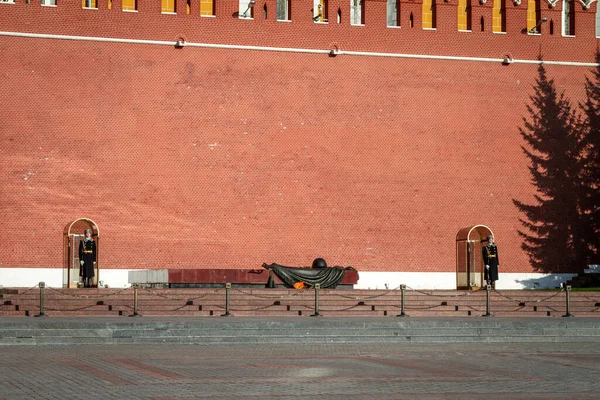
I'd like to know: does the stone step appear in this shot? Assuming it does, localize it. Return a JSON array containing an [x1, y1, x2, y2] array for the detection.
[[26, 310, 126, 317], [7, 302, 597, 313], [1, 317, 599, 345], [3, 325, 595, 338], [1, 309, 588, 318], [8, 289, 583, 299], [0, 311, 27, 316], [2, 288, 598, 319], [5, 292, 595, 301], [2, 292, 600, 302], [7, 299, 596, 310], [7, 292, 591, 299], [1, 288, 587, 294]]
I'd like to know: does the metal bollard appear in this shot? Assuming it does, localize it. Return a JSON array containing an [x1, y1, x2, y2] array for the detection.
[[130, 283, 141, 317], [221, 283, 232, 317], [562, 285, 574, 317], [35, 282, 48, 317], [310, 283, 322, 317], [482, 285, 493, 317], [396, 284, 409, 317]]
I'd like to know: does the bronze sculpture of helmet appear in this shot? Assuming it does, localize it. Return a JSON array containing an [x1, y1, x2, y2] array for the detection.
[[312, 258, 327, 269]]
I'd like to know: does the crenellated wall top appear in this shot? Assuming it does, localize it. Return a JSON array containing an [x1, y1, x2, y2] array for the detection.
[[0, 0, 598, 62]]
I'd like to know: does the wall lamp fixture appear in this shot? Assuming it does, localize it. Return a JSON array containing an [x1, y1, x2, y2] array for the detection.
[[242, 0, 256, 17], [528, 17, 548, 34]]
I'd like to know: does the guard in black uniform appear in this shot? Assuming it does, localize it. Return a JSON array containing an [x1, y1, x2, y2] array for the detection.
[[482, 235, 499, 288], [79, 229, 96, 288]]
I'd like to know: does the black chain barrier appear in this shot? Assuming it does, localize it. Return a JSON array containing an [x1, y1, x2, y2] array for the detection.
[[5, 282, 599, 316], [45, 304, 105, 312], [491, 288, 563, 305], [326, 289, 402, 300], [390, 304, 448, 311], [46, 285, 132, 299], [402, 285, 488, 312], [406, 286, 474, 297], [17, 285, 40, 295], [140, 286, 221, 301], [232, 287, 306, 299], [212, 303, 279, 312]]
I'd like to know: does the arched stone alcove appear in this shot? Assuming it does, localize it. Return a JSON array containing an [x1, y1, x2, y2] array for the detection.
[[63, 218, 100, 288], [456, 225, 494, 289]]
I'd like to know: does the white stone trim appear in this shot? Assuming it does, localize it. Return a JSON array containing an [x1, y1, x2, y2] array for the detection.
[[354, 272, 577, 290], [0, 268, 133, 288], [0, 268, 577, 290]]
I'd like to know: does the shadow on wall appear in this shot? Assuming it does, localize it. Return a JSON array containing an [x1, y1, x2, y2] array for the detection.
[[512, 274, 576, 290], [513, 57, 600, 274]]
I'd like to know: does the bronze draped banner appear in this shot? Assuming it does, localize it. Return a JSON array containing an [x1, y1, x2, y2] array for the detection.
[[262, 263, 354, 289]]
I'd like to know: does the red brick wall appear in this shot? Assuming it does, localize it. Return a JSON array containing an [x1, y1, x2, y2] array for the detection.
[[0, 0, 597, 273]]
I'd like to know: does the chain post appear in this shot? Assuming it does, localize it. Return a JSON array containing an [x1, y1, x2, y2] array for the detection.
[[396, 284, 409, 317], [482, 284, 493, 317], [562, 285, 574, 317], [310, 283, 322, 317], [130, 283, 141, 317], [221, 283, 232, 316], [35, 282, 48, 317]]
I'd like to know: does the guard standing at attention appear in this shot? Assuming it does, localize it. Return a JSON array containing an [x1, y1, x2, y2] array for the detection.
[[79, 228, 96, 288], [482, 235, 499, 288]]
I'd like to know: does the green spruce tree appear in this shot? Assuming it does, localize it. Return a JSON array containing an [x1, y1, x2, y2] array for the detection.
[[513, 63, 586, 273]]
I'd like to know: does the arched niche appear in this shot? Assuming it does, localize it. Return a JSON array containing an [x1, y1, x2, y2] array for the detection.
[[63, 218, 100, 288], [456, 225, 494, 289]]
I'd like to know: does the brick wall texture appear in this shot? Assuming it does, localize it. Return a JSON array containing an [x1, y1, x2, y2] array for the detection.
[[0, 0, 598, 273]]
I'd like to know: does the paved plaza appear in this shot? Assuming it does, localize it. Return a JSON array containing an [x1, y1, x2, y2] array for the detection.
[[0, 342, 598, 399]]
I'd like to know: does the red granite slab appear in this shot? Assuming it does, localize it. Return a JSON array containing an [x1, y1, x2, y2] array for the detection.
[[167, 268, 358, 285]]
